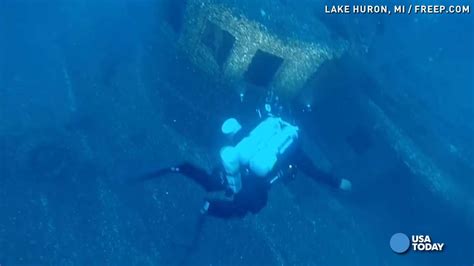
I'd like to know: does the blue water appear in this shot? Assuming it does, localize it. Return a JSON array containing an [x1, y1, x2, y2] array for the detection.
[[1, 1, 473, 265]]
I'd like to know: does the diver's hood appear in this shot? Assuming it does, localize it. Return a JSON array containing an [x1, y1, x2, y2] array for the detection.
[[221, 118, 242, 136]]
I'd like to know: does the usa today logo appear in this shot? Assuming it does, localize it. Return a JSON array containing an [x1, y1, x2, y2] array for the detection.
[[390, 233, 445, 254]]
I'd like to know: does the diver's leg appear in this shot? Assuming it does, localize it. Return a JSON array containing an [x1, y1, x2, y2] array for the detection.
[[137, 162, 226, 192], [202, 198, 247, 219], [135, 167, 178, 182], [202, 181, 269, 218], [176, 163, 226, 192]]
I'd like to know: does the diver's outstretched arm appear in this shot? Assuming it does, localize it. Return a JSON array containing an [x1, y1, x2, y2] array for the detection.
[[292, 147, 351, 191], [136, 162, 226, 192]]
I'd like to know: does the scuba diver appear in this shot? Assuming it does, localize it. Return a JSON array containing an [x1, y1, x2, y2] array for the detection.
[[136, 107, 351, 265], [138, 95, 352, 219]]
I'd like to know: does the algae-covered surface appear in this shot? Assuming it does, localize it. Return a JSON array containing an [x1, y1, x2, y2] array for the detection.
[[0, 1, 472, 265]]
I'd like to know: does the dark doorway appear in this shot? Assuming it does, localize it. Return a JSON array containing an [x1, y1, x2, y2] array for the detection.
[[244, 50, 284, 87], [202, 20, 236, 68]]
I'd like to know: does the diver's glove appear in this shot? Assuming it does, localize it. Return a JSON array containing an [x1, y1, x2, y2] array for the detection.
[[339, 178, 352, 191], [200, 201, 210, 215]]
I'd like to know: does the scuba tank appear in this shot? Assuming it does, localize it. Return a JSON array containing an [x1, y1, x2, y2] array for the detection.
[[220, 146, 242, 194], [236, 117, 299, 177]]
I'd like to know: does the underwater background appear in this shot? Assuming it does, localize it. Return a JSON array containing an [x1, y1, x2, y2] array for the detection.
[[0, 0, 473, 265]]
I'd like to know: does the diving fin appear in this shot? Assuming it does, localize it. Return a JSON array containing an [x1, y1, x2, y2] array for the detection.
[[130, 166, 180, 183]]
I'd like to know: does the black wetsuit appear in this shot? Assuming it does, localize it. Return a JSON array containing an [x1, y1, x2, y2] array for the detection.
[[142, 144, 341, 219]]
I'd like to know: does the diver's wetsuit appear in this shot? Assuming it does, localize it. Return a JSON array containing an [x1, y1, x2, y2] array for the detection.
[[142, 144, 341, 219]]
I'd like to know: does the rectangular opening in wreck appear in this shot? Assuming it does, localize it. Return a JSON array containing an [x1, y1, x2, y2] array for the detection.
[[202, 20, 235, 68], [244, 50, 284, 87]]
